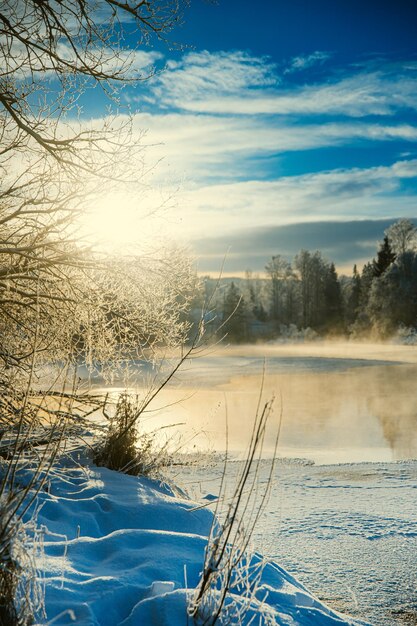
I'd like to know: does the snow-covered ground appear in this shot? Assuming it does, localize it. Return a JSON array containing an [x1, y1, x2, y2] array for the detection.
[[173, 459, 417, 626], [35, 457, 369, 625]]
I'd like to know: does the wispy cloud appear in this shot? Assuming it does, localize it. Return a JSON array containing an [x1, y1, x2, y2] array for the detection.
[[284, 51, 332, 74], [121, 51, 417, 186], [143, 51, 417, 117], [116, 49, 417, 268], [132, 111, 417, 183], [148, 50, 278, 110], [5, 34, 162, 81]]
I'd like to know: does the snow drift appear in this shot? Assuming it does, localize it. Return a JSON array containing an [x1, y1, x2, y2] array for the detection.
[[34, 456, 368, 625]]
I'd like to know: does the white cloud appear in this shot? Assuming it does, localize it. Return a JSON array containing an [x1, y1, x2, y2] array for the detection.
[[82, 50, 417, 254], [162, 71, 417, 117], [284, 51, 331, 74], [143, 50, 417, 117], [2, 34, 162, 81], [172, 159, 417, 241], [147, 49, 278, 109], [132, 111, 417, 183]]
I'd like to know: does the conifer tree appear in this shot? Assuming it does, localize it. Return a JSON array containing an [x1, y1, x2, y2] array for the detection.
[[324, 262, 343, 330], [372, 236, 396, 277], [345, 264, 361, 325], [222, 282, 247, 343]]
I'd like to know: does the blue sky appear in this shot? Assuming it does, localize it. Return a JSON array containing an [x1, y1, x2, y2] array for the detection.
[[87, 0, 417, 274]]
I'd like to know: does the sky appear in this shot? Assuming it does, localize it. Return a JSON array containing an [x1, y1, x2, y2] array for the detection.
[[85, 0, 417, 275]]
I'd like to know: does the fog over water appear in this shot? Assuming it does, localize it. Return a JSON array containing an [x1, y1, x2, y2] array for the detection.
[[158, 343, 417, 626], [94, 342, 417, 623], [101, 342, 417, 464]]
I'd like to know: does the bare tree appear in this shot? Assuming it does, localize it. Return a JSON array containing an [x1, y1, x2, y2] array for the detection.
[[0, 0, 198, 385], [265, 255, 295, 325], [294, 250, 327, 329], [0, 3, 199, 621], [0, 0, 188, 146], [0, 0, 201, 465], [385, 218, 417, 257]]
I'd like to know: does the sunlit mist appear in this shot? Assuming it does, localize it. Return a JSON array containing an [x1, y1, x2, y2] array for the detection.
[[92, 342, 417, 464], [79, 188, 179, 251]]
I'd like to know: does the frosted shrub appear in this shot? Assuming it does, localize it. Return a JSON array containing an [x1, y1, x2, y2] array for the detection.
[[392, 325, 417, 345], [94, 393, 175, 477], [0, 487, 43, 625], [271, 324, 319, 343]]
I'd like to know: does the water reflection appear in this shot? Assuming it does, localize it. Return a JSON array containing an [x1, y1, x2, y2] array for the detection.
[[96, 344, 417, 464]]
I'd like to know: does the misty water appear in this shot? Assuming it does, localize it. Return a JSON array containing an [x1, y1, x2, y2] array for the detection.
[[122, 342, 417, 465], [154, 341, 417, 625], [94, 342, 417, 624]]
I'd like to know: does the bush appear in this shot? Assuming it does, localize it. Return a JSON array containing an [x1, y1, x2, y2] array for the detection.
[[392, 325, 417, 345], [93, 394, 174, 477], [0, 479, 44, 625]]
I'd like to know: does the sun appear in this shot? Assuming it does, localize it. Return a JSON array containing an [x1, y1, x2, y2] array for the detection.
[[79, 189, 176, 252], [81, 193, 139, 248]]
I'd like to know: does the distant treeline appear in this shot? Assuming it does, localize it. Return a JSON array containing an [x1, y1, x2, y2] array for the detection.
[[193, 219, 417, 342]]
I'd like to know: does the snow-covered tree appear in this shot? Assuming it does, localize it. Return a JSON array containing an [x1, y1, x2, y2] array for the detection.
[[265, 255, 299, 327], [222, 282, 248, 343], [385, 219, 417, 256], [294, 250, 327, 329], [367, 252, 417, 337], [0, 0, 196, 418]]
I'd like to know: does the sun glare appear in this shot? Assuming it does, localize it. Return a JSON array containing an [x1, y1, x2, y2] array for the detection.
[[79, 190, 177, 252]]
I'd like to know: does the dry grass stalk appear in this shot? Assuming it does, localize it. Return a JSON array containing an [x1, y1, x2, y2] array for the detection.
[[189, 386, 282, 625]]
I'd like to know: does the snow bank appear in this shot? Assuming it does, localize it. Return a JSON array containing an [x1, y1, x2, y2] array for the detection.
[[35, 459, 368, 625]]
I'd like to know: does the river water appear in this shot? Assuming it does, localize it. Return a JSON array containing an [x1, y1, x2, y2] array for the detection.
[[119, 341, 417, 465], [95, 341, 417, 625]]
